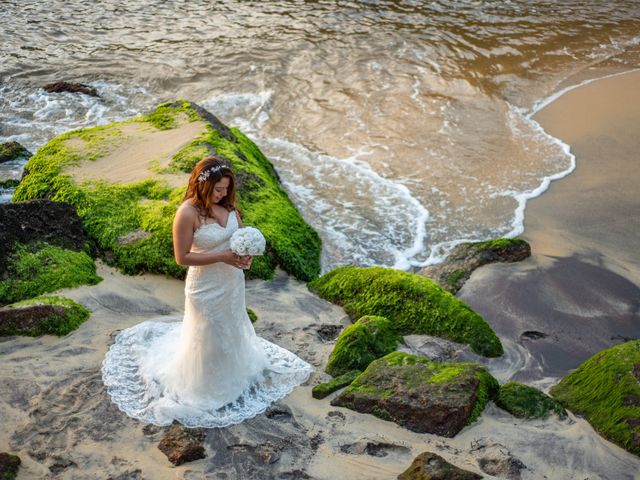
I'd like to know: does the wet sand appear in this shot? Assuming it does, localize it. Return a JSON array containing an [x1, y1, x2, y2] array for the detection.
[[459, 70, 640, 383]]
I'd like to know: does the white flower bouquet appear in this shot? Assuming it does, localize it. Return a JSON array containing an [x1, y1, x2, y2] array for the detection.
[[230, 227, 266, 256]]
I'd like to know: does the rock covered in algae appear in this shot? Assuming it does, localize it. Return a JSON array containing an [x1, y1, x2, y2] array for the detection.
[[420, 237, 530, 294], [496, 381, 566, 419], [0, 295, 91, 337], [397, 451, 482, 480], [550, 339, 640, 456], [308, 266, 503, 357], [331, 351, 499, 436], [325, 315, 402, 376], [13, 100, 320, 282]]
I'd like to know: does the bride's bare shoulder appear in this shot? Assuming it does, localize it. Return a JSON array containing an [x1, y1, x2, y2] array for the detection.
[[175, 201, 199, 221]]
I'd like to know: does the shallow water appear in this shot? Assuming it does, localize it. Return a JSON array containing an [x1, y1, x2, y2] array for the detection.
[[1, 0, 640, 271]]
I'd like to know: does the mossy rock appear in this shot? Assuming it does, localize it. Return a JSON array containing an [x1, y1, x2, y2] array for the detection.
[[0, 295, 91, 336], [420, 238, 531, 294], [308, 266, 503, 357], [0, 452, 21, 480], [13, 100, 321, 282], [312, 370, 361, 400], [0, 141, 30, 163], [331, 351, 499, 436], [0, 243, 101, 306], [496, 382, 566, 419], [325, 315, 402, 377], [550, 340, 640, 456], [398, 451, 482, 480]]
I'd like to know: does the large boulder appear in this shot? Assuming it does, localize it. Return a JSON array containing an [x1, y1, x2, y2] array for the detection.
[[13, 100, 320, 281], [420, 238, 531, 294], [397, 451, 482, 480], [550, 339, 640, 456], [331, 351, 499, 436], [0, 295, 90, 337], [308, 266, 503, 357], [325, 315, 402, 376]]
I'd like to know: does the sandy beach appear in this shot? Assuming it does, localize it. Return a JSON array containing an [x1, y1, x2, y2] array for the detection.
[[2, 71, 640, 479], [459, 69, 640, 384]]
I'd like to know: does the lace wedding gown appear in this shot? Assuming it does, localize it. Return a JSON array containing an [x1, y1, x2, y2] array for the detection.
[[101, 212, 312, 427]]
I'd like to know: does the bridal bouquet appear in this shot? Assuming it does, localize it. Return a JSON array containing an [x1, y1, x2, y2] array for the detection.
[[230, 227, 266, 256]]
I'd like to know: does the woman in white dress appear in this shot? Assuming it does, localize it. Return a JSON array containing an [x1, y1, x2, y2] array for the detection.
[[101, 156, 312, 427]]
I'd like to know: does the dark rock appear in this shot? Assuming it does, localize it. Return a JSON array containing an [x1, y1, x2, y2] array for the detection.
[[0, 200, 86, 275], [0, 142, 31, 163], [474, 442, 527, 480], [331, 351, 498, 437], [107, 470, 143, 480], [420, 238, 531, 294], [49, 453, 77, 474], [315, 324, 342, 342], [0, 452, 21, 480], [158, 422, 207, 466], [43, 81, 99, 97], [397, 451, 482, 480], [189, 102, 235, 142], [340, 440, 410, 457], [520, 330, 548, 341]]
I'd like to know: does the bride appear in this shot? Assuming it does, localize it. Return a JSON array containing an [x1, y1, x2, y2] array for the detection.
[[101, 156, 312, 427]]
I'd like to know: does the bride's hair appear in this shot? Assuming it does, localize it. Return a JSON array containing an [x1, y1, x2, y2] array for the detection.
[[184, 155, 237, 215]]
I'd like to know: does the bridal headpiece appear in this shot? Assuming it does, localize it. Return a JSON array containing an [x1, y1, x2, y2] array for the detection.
[[197, 165, 227, 183]]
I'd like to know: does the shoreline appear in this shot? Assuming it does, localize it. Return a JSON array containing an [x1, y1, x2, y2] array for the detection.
[[459, 69, 640, 382]]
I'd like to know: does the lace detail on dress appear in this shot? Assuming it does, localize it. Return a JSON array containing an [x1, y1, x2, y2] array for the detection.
[[101, 213, 313, 427]]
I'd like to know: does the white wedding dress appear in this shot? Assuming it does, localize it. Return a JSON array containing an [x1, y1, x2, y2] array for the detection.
[[101, 212, 312, 427]]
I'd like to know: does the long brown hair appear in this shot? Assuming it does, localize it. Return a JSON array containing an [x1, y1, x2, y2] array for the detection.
[[183, 155, 237, 216]]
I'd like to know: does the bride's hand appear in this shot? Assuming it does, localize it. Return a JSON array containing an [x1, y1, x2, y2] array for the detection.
[[220, 250, 247, 269], [239, 255, 253, 270]]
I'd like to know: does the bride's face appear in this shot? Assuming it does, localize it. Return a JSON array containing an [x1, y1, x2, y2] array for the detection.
[[211, 176, 230, 204]]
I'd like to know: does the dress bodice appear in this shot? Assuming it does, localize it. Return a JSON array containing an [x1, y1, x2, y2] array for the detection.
[[190, 212, 238, 254]]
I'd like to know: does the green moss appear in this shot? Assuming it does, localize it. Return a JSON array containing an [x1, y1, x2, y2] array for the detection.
[[0, 243, 102, 306], [312, 370, 361, 399], [325, 315, 402, 377], [1, 295, 91, 336], [445, 269, 466, 288], [0, 179, 20, 188], [550, 340, 640, 456], [472, 238, 528, 252], [247, 308, 257, 323], [467, 369, 500, 425], [0, 141, 30, 162], [308, 266, 503, 357], [496, 382, 566, 419], [13, 100, 321, 282], [336, 352, 499, 427]]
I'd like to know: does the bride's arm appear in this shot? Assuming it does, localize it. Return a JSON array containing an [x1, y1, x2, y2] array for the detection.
[[172, 204, 242, 267]]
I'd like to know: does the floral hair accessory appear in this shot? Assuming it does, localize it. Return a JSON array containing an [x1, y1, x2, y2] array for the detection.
[[197, 165, 227, 183]]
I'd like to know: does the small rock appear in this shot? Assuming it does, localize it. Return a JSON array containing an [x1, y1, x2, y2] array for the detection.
[[0, 142, 31, 163], [158, 422, 207, 466], [0, 453, 21, 480], [420, 238, 531, 294], [475, 443, 527, 479], [316, 324, 342, 342], [43, 81, 99, 97], [398, 451, 482, 480]]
